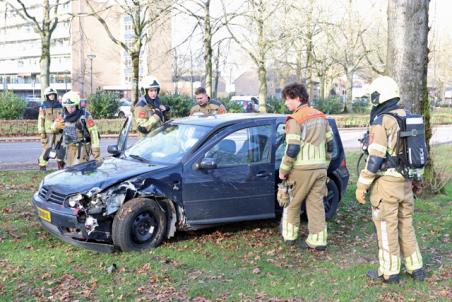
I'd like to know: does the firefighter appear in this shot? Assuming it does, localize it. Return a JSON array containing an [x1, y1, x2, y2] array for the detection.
[[189, 87, 226, 115], [52, 91, 100, 167], [356, 76, 425, 283], [135, 75, 168, 137], [37, 87, 63, 171], [279, 82, 335, 250]]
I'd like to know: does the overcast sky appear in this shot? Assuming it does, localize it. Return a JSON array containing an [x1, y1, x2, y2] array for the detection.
[[172, 0, 451, 84]]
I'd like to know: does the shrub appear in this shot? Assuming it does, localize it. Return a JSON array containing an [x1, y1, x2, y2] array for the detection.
[[311, 96, 342, 114], [352, 97, 371, 114], [160, 94, 193, 117], [87, 90, 119, 118], [266, 96, 287, 114], [0, 91, 27, 119], [222, 98, 244, 113]]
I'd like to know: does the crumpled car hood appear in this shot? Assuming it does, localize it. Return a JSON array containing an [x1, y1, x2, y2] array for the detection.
[[42, 157, 169, 194]]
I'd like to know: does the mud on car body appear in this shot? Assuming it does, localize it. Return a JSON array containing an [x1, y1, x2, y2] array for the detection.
[[32, 114, 349, 252]]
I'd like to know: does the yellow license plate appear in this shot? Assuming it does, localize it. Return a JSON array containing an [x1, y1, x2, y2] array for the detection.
[[38, 207, 51, 222]]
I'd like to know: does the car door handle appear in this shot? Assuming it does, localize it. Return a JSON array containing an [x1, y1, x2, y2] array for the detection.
[[256, 171, 272, 177]]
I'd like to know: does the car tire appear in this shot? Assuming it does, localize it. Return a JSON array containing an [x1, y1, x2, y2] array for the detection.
[[112, 198, 167, 251], [118, 111, 125, 118], [324, 178, 340, 220]]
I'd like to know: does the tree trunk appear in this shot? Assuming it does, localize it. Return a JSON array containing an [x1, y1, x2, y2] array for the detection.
[[387, 0, 435, 191], [40, 33, 51, 99], [204, 0, 213, 97], [131, 52, 140, 106], [319, 73, 325, 100], [258, 65, 267, 112], [295, 53, 302, 81], [344, 69, 353, 112], [213, 43, 220, 99], [256, 0, 267, 112], [305, 0, 314, 98]]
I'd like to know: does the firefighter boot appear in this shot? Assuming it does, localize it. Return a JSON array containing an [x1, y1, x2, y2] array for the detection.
[[298, 240, 326, 251], [57, 161, 65, 170], [367, 270, 400, 284], [408, 268, 425, 281]]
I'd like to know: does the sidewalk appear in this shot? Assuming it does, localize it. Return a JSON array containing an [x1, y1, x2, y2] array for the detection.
[[0, 133, 139, 142]]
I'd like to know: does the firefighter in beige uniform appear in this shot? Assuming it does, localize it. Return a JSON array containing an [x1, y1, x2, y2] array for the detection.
[[356, 76, 424, 283], [53, 91, 100, 167], [134, 75, 169, 137], [190, 87, 226, 115], [37, 87, 63, 170], [279, 82, 335, 250]]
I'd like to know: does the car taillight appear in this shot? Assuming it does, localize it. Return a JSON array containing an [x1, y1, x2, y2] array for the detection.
[[341, 159, 347, 167]]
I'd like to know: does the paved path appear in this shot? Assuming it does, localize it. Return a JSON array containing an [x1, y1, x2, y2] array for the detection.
[[0, 125, 451, 170]]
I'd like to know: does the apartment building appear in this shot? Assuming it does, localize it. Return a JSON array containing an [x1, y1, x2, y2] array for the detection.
[[0, 0, 172, 99], [0, 0, 72, 98]]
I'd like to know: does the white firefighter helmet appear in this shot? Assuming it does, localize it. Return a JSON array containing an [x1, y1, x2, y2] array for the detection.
[[140, 75, 160, 94], [44, 87, 58, 98], [368, 76, 400, 106], [62, 91, 80, 108]]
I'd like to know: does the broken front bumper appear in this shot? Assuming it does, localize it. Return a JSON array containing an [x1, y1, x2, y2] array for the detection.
[[32, 192, 115, 253]]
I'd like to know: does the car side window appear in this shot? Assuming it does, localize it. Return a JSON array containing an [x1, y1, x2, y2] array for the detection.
[[205, 125, 272, 167], [275, 123, 286, 163]]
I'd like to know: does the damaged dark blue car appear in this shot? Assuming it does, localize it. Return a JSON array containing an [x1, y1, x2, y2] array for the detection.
[[32, 114, 349, 252]]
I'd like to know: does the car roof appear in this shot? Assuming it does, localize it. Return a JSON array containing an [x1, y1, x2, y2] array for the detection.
[[173, 113, 286, 127]]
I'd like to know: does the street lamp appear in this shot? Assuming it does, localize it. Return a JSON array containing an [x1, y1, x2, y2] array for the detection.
[[87, 54, 96, 95]]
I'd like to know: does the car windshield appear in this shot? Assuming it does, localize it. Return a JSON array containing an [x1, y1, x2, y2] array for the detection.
[[125, 123, 211, 164]]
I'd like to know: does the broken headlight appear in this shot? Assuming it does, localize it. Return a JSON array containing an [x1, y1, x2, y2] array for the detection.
[[67, 193, 84, 208]]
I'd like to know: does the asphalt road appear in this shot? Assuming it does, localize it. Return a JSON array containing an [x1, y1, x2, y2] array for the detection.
[[1, 125, 451, 170]]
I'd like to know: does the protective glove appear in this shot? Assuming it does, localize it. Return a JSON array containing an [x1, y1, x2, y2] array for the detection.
[[277, 180, 294, 208], [40, 133, 47, 144], [355, 184, 367, 205], [54, 118, 65, 130], [277, 183, 290, 208], [92, 148, 100, 160], [137, 125, 149, 134]]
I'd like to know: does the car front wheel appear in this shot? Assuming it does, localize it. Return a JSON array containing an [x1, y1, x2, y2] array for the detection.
[[112, 198, 167, 251], [118, 111, 125, 118]]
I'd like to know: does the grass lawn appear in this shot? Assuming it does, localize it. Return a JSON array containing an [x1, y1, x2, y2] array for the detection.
[[0, 146, 451, 301]]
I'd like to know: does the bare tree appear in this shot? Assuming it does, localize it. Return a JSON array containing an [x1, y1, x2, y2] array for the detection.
[[8, 0, 65, 98], [223, 0, 284, 112], [328, 0, 369, 112], [85, 0, 172, 105]]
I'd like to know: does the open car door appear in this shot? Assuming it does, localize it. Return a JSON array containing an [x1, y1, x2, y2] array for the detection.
[[107, 116, 133, 156]]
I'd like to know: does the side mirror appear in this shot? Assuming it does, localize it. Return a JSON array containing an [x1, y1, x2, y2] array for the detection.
[[107, 145, 120, 156], [195, 157, 217, 170]]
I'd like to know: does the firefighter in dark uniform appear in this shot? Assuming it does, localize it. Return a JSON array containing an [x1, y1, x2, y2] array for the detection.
[[134, 75, 169, 137], [37, 87, 63, 171], [52, 91, 100, 167], [356, 76, 425, 283], [189, 87, 226, 115], [279, 82, 335, 250]]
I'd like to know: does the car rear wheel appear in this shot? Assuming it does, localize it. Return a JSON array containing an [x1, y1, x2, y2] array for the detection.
[[118, 111, 125, 118], [324, 179, 340, 220], [112, 198, 167, 251]]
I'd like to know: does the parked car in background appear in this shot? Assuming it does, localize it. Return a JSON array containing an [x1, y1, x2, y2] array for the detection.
[[22, 96, 42, 119], [32, 114, 349, 252], [115, 99, 131, 118], [230, 96, 259, 112]]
